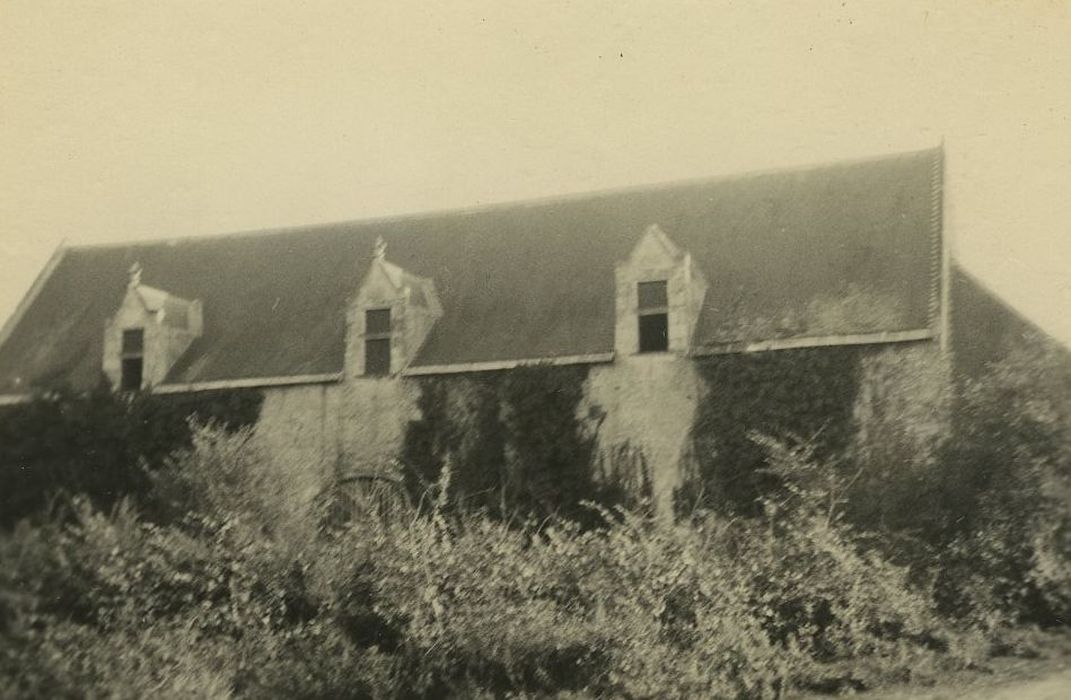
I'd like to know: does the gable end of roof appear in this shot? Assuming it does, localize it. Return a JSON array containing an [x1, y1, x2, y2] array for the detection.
[[0, 243, 67, 354]]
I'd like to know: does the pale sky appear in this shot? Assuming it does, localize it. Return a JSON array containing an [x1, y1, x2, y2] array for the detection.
[[2, 1, 1070, 345]]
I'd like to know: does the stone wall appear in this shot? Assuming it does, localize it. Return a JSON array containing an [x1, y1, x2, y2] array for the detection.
[[843, 341, 954, 529], [254, 383, 336, 506], [252, 338, 954, 521], [254, 376, 421, 504], [678, 339, 953, 517], [686, 345, 864, 515], [581, 355, 705, 517], [400, 366, 599, 519], [335, 376, 422, 473]]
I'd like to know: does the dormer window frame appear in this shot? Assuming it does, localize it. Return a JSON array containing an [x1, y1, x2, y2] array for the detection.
[[637, 279, 670, 353], [364, 307, 393, 376], [102, 262, 202, 394], [347, 240, 443, 379]]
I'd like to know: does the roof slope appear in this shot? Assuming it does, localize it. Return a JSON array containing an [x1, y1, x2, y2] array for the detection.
[[0, 148, 942, 393]]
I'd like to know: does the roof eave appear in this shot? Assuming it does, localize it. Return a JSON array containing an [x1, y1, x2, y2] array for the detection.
[[154, 372, 344, 394], [690, 328, 936, 357], [403, 352, 616, 376]]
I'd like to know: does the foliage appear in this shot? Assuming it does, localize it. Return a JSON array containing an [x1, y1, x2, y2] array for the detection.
[[773, 331, 1071, 631], [804, 285, 909, 336], [682, 330, 1071, 632], [0, 425, 999, 699], [0, 383, 262, 528], [402, 364, 614, 523], [402, 373, 505, 513], [711, 284, 909, 341], [683, 346, 862, 517], [927, 339, 1071, 627]]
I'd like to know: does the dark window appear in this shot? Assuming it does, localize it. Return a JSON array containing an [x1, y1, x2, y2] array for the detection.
[[638, 281, 668, 310], [638, 313, 669, 353], [365, 338, 391, 376], [122, 328, 144, 354], [121, 357, 143, 391], [366, 308, 391, 335], [120, 328, 145, 391], [637, 280, 669, 353], [364, 308, 392, 376]]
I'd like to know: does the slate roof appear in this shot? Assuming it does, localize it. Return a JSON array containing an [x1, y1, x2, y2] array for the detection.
[[0, 147, 943, 394]]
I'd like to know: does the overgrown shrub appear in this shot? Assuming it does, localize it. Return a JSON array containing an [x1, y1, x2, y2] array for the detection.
[[1, 427, 994, 698], [927, 341, 1071, 628], [0, 383, 262, 528]]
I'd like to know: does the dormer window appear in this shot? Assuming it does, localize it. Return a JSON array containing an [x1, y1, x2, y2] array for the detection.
[[102, 262, 202, 392], [365, 308, 392, 375], [120, 328, 144, 391], [637, 281, 669, 353], [347, 237, 443, 378], [615, 226, 707, 356]]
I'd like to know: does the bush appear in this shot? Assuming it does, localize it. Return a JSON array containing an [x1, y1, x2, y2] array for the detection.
[[0, 384, 262, 528], [309, 506, 796, 699], [926, 340, 1071, 627], [2, 469, 974, 698]]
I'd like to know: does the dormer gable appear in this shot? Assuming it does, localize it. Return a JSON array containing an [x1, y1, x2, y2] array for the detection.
[[345, 237, 442, 377], [102, 263, 203, 391], [627, 223, 687, 267], [614, 224, 708, 355]]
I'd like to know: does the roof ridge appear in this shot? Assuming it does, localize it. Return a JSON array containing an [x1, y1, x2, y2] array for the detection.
[[64, 145, 944, 252]]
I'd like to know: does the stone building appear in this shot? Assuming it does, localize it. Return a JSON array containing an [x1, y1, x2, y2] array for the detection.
[[0, 147, 1056, 515]]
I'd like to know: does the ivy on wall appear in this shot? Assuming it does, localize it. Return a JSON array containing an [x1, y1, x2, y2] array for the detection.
[[0, 382, 263, 528], [402, 373, 505, 511], [402, 364, 618, 522], [498, 365, 602, 517], [682, 346, 864, 517]]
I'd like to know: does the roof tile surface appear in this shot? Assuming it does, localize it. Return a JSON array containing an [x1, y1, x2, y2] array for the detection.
[[0, 148, 941, 392]]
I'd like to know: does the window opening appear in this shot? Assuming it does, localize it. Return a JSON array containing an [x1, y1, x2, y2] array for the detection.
[[637, 281, 669, 353], [638, 280, 668, 310], [121, 358, 143, 391], [122, 329, 144, 354], [366, 308, 391, 335], [365, 308, 392, 375], [120, 328, 145, 390]]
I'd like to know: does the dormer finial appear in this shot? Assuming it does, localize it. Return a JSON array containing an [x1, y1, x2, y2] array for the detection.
[[128, 262, 143, 289], [373, 236, 387, 261]]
